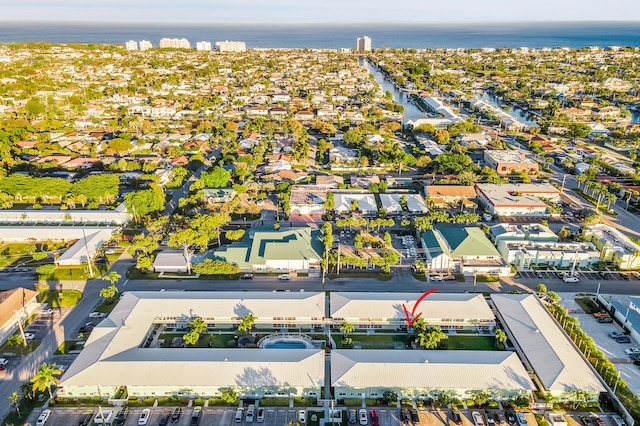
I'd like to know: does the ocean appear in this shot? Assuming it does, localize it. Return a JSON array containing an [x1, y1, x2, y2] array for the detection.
[[0, 21, 639, 49]]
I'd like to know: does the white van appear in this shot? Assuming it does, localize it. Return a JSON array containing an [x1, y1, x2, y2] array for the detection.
[[246, 404, 255, 423]]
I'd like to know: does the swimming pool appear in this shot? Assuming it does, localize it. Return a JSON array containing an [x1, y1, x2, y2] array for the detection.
[[262, 341, 309, 349]]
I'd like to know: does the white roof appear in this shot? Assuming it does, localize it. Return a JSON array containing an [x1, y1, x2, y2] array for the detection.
[[492, 294, 605, 393], [334, 192, 377, 213], [61, 292, 326, 388], [330, 293, 494, 322], [332, 350, 534, 391], [379, 193, 428, 213], [153, 250, 188, 268]]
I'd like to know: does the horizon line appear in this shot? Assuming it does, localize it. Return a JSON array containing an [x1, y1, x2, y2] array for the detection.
[[2, 19, 640, 25]]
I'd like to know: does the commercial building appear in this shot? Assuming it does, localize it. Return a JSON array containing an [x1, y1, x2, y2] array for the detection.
[[215, 40, 247, 52], [0, 201, 131, 225], [490, 223, 558, 245], [498, 240, 600, 269], [600, 296, 640, 345], [332, 350, 534, 401], [356, 36, 372, 52], [58, 292, 325, 400], [476, 183, 559, 217], [0, 288, 40, 346], [483, 150, 539, 175], [330, 292, 495, 332], [420, 226, 511, 276], [196, 41, 212, 51], [582, 224, 640, 270], [213, 227, 323, 273], [492, 294, 605, 401], [159, 38, 191, 49], [424, 185, 477, 208], [153, 250, 189, 274]]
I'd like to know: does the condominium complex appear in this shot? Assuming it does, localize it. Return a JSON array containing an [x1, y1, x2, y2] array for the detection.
[[125, 40, 138, 51], [356, 36, 372, 51], [196, 41, 212, 51], [215, 40, 247, 52], [159, 38, 191, 49], [139, 40, 152, 51]]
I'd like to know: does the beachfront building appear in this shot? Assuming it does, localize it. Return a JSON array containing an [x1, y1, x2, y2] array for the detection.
[[159, 38, 191, 49], [196, 41, 212, 51], [213, 227, 323, 273], [475, 183, 559, 217], [125, 40, 138, 51], [332, 350, 534, 401], [215, 40, 247, 52], [492, 294, 605, 401], [424, 185, 477, 209], [330, 292, 495, 332], [582, 224, 640, 270], [356, 36, 372, 52], [0, 288, 40, 346], [483, 150, 539, 176], [420, 226, 511, 276], [57, 292, 325, 400]]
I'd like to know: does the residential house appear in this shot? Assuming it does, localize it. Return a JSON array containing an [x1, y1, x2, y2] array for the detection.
[[0, 288, 41, 346], [483, 150, 539, 175], [424, 185, 477, 209]]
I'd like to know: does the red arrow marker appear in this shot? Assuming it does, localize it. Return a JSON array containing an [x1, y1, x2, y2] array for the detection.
[[402, 288, 438, 327]]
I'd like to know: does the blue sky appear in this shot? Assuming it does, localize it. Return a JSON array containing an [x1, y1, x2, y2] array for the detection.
[[3, 0, 640, 22]]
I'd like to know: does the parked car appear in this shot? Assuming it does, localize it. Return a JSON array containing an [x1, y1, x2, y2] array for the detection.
[[411, 408, 420, 423], [624, 348, 640, 355], [171, 407, 182, 423], [241, 273, 254, 280], [472, 411, 485, 426], [38, 305, 53, 315], [610, 414, 627, 426], [24, 332, 35, 340], [591, 416, 605, 426], [597, 317, 614, 323], [138, 408, 150, 425], [246, 404, 255, 423], [191, 407, 202, 425], [608, 332, 625, 339], [616, 335, 632, 343], [563, 275, 579, 283], [234, 407, 244, 423], [89, 312, 107, 319], [349, 409, 357, 424], [79, 325, 94, 333], [516, 412, 528, 426], [506, 412, 517, 425], [298, 409, 306, 424], [115, 409, 127, 426], [36, 409, 51, 426], [622, 274, 631, 281], [370, 410, 380, 426], [451, 409, 463, 425], [256, 407, 265, 423], [79, 411, 94, 426], [0, 358, 8, 371], [593, 312, 610, 318], [159, 414, 170, 426], [578, 415, 592, 426], [496, 413, 507, 425], [359, 409, 368, 425], [278, 274, 290, 280]]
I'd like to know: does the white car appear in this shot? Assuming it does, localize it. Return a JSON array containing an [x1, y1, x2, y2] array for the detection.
[[298, 409, 306, 423], [472, 411, 486, 426], [625, 348, 640, 355], [36, 409, 51, 426], [38, 305, 53, 315], [138, 408, 150, 425], [88, 312, 107, 319], [562, 275, 579, 283], [359, 409, 368, 425], [278, 274, 290, 280], [24, 333, 35, 341], [0, 358, 8, 367]]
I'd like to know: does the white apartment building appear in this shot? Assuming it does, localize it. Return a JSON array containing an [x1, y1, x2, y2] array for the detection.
[[125, 40, 138, 51], [356, 36, 372, 52], [583, 224, 640, 270], [215, 40, 247, 52], [159, 38, 191, 49], [139, 40, 152, 51], [196, 41, 212, 51]]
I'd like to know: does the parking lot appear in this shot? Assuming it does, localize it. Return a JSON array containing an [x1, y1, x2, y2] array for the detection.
[[561, 293, 640, 400], [518, 270, 634, 282]]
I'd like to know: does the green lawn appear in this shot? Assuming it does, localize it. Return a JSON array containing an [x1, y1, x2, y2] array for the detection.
[[0, 339, 41, 355], [54, 340, 84, 355], [156, 333, 236, 348], [92, 298, 119, 314], [45, 264, 109, 281], [0, 242, 75, 268], [444, 335, 496, 351], [38, 289, 83, 308], [333, 333, 409, 349]]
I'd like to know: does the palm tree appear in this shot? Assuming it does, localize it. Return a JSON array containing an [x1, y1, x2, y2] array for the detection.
[[30, 362, 62, 399], [494, 329, 507, 349], [183, 331, 200, 346], [8, 391, 20, 416], [237, 314, 256, 333], [104, 271, 121, 286], [417, 326, 448, 349], [339, 320, 355, 336], [190, 317, 208, 334]]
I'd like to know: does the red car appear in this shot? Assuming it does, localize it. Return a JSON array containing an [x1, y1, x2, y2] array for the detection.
[[370, 410, 379, 426]]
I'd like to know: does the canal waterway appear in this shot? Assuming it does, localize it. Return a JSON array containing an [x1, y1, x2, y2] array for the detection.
[[477, 92, 539, 127], [359, 58, 425, 123]]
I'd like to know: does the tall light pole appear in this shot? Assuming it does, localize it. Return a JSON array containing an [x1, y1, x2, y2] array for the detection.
[[82, 227, 93, 278], [12, 309, 28, 347]]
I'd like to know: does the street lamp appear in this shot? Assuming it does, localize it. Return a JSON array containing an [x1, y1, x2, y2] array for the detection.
[[473, 269, 477, 293]]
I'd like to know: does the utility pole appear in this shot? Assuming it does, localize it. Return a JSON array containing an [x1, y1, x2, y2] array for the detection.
[[561, 174, 567, 192], [82, 227, 94, 278], [12, 310, 27, 347], [337, 244, 341, 276]]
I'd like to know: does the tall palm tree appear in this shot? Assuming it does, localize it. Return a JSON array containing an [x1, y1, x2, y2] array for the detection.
[[190, 317, 208, 334], [339, 320, 355, 336], [31, 362, 62, 399], [237, 314, 256, 333], [494, 329, 508, 349], [8, 391, 20, 416]]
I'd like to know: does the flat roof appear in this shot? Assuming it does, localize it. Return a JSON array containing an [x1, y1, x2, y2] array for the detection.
[[332, 350, 534, 391], [61, 292, 326, 388], [330, 293, 494, 322], [491, 294, 605, 393]]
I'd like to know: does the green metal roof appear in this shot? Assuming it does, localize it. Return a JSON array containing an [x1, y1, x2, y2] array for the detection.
[[213, 227, 323, 268], [422, 226, 500, 258]]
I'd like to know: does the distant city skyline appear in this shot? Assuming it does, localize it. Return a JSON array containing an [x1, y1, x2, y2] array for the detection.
[[4, 0, 640, 23]]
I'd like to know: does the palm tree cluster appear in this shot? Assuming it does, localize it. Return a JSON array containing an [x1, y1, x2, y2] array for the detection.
[[412, 318, 448, 349]]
